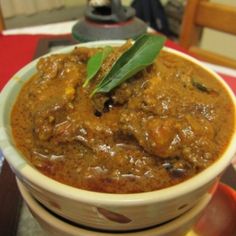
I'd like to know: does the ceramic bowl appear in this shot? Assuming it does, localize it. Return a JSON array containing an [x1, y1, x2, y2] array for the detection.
[[17, 178, 211, 236], [0, 41, 236, 231]]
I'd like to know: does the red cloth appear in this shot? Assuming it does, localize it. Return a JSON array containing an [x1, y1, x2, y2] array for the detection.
[[0, 34, 68, 91], [0, 34, 38, 90], [0, 34, 236, 93]]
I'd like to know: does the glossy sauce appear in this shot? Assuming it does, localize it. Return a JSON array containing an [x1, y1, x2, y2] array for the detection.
[[11, 44, 235, 193]]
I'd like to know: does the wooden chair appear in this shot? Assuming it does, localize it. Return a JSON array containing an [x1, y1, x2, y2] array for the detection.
[[0, 5, 5, 32], [179, 0, 236, 69]]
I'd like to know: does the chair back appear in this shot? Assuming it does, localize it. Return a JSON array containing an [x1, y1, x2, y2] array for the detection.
[[179, 0, 236, 69], [0, 6, 5, 32]]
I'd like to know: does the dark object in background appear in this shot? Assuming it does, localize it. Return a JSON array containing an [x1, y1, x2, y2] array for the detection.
[[131, 0, 171, 36], [164, 0, 185, 37], [0, 161, 22, 236], [72, 0, 147, 42]]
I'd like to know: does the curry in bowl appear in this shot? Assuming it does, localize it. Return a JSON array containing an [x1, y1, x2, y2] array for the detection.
[[11, 35, 235, 193]]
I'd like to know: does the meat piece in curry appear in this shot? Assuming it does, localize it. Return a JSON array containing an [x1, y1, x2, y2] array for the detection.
[[11, 42, 235, 193]]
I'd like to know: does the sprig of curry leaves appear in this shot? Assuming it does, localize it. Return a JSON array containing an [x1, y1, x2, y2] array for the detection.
[[91, 34, 166, 96], [83, 46, 113, 87]]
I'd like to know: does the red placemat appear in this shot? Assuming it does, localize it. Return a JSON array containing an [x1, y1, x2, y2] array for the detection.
[[0, 34, 70, 91]]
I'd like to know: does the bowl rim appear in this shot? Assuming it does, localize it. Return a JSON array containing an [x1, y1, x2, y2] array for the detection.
[[16, 178, 211, 236], [0, 40, 236, 205]]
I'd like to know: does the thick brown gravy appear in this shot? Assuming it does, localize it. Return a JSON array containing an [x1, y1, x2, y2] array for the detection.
[[11, 43, 235, 193]]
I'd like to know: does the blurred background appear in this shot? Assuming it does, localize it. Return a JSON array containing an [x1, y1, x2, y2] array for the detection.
[[0, 0, 235, 59]]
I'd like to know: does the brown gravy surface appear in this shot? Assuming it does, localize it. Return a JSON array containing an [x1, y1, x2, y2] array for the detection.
[[11, 43, 235, 193]]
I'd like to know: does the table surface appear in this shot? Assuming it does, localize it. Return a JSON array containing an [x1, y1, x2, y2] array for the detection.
[[0, 21, 236, 236]]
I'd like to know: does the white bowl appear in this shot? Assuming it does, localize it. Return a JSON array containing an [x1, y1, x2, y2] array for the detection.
[[17, 178, 211, 236], [0, 41, 236, 231]]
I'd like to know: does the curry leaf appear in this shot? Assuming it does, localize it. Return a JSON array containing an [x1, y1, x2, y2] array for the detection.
[[192, 79, 210, 93], [91, 34, 166, 96], [83, 46, 113, 87]]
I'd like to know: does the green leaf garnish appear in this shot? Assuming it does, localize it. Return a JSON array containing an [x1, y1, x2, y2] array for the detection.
[[91, 34, 166, 96], [83, 46, 113, 87]]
